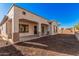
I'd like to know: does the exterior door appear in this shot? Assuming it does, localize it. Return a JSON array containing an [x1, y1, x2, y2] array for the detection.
[[42, 26, 44, 34], [34, 26, 37, 34]]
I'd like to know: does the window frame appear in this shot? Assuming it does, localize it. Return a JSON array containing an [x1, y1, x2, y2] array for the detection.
[[19, 24, 29, 33]]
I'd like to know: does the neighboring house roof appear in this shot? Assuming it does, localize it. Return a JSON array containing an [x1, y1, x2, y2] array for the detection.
[[48, 20, 60, 26]]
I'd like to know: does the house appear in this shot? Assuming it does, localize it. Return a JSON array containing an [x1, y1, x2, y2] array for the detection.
[[0, 4, 59, 43]]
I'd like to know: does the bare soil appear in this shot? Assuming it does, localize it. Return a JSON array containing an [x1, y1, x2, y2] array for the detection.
[[0, 34, 79, 56]]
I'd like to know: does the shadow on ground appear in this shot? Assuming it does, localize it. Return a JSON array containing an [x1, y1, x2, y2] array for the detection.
[[0, 45, 24, 56], [16, 34, 79, 55]]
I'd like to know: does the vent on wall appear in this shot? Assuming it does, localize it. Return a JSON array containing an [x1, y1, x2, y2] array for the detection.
[[22, 11, 26, 15]]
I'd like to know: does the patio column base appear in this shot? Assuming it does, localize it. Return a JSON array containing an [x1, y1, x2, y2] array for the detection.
[[12, 32, 19, 42], [38, 32, 41, 37]]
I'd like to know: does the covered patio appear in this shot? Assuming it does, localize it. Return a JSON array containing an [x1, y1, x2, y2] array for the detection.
[[19, 19, 49, 42]]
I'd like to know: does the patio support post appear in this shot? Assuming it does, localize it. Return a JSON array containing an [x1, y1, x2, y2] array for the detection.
[[38, 23, 41, 37], [50, 23, 55, 35], [48, 24, 51, 35]]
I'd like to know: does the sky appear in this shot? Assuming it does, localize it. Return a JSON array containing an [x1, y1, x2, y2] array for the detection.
[[0, 3, 79, 28]]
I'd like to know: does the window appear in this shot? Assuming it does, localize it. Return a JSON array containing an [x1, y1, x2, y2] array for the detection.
[[19, 24, 29, 33]]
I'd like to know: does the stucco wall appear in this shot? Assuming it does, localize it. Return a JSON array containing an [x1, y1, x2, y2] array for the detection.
[[6, 20, 12, 38], [50, 21, 58, 35], [1, 22, 8, 39], [14, 6, 49, 25], [1, 20, 12, 39], [7, 20, 12, 34]]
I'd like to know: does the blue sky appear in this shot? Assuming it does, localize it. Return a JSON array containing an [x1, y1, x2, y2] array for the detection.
[[0, 3, 79, 28]]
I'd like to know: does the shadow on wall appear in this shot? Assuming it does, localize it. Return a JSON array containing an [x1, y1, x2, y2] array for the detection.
[[16, 34, 79, 55]]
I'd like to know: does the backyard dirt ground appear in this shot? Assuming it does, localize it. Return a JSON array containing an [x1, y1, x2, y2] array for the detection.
[[0, 34, 79, 56]]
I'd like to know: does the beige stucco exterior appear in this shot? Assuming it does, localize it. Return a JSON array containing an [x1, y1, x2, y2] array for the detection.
[[1, 22, 7, 39], [0, 5, 59, 43], [0, 19, 12, 40], [49, 21, 59, 35]]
